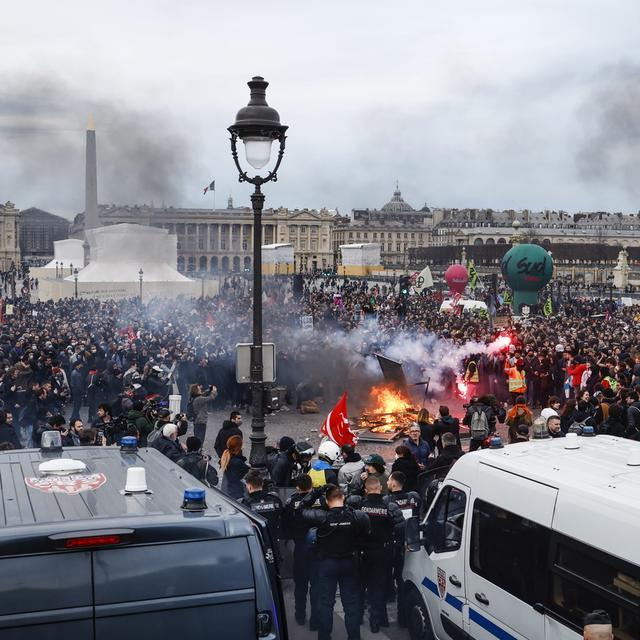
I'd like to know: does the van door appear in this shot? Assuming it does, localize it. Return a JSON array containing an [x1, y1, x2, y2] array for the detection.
[[464, 465, 557, 640], [0, 552, 93, 640], [420, 480, 469, 640]]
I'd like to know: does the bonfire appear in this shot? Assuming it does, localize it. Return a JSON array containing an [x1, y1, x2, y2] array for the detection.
[[356, 385, 419, 438]]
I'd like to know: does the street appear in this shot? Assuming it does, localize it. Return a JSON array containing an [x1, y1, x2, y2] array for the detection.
[[282, 577, 408, 640]]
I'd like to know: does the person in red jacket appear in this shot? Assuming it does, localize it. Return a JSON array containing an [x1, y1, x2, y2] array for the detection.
[[566, 356, 587, 398]]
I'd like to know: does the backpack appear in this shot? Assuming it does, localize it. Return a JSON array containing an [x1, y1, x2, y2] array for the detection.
[[470, 407, 490, 441], [568, 419, 591, 435], [147, 423, 162, 445], [186, 398, 196, 422]]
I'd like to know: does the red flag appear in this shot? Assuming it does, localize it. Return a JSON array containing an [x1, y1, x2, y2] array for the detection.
[[206, 312, 215, 328], [127, 326, 136, 342], [320, 392, 357, 447]]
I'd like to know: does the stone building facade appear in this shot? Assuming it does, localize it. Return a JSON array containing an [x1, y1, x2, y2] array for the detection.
[[0, 201, 21, 271], [430, 208, 640, 247], [70, 197, 335, 273]]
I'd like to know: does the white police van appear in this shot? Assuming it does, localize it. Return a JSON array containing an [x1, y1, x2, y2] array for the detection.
[[403, 433, 640, 639]]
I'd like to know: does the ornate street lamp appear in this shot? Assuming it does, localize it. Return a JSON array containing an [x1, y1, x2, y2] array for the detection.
[[228, 75, 288, 469], [138, 268, 144, 302], [73, 268, 79, 299]]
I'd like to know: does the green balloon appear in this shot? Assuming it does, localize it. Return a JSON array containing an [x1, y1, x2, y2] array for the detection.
[[501, 244, 553, 290], [501, 244, 553, 312]]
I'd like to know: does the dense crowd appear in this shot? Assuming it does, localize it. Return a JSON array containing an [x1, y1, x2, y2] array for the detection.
[[0, 274, 637, 451]]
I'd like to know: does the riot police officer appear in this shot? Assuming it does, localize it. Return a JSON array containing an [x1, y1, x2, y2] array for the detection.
[[384, 470, 421, 627], [239, 470, 283, 542], [300, 484, 370, 640], [348, 475, 404, 633], [283, 473, 318, 628]]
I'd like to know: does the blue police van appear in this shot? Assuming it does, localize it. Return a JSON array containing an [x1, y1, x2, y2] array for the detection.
[[0, 439, 288, 640]]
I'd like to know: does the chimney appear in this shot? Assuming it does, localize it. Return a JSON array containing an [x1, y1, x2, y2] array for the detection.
[[84, 114, 99, 234]]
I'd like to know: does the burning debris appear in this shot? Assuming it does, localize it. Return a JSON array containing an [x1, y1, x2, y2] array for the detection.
[[355, 385, 419, 441]]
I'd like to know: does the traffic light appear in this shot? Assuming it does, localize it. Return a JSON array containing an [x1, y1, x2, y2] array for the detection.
[[399, 275, 410, 297]]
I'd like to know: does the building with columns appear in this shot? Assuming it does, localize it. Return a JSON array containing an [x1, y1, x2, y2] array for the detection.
[[70, 197, 335, 273], [0, 201, 21, 270]]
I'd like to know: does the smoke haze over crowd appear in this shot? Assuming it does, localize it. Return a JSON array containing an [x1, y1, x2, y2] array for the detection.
[[1, 0, 640, 217]]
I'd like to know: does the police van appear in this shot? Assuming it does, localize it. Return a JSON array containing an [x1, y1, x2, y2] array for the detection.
[[0, 436, 288, 640], [403, 433, 640, 640]]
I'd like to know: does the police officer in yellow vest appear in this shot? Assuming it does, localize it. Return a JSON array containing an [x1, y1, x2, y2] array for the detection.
[[309, 440, 340, 487]]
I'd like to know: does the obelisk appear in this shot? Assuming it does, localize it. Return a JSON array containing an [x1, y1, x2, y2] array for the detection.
[[84, 114, 99, 232]]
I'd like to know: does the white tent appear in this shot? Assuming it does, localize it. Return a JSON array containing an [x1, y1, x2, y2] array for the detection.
[[71, 223, 191, 282], [44, 239, 85, 270]]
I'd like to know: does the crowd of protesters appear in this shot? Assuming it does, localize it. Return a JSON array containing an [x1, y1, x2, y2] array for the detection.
[[0, 273, 638, 453]]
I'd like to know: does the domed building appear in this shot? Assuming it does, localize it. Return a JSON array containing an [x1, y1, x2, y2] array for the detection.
[[333, 183, 435, 269]]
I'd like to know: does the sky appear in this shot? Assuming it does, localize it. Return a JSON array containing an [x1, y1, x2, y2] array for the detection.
[[1, 0, 639, 219]]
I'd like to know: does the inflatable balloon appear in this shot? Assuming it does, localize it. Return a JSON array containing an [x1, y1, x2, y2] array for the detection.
[[445, 264, 468, 295], [501, 244, 553, 314]]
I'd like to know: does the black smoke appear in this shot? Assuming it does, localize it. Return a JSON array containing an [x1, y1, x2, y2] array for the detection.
[[0, 74, 204, 216], [576, 62, 640, 198]]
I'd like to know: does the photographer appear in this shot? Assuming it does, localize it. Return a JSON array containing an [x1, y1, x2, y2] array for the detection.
[[189, 383, 218, 444], [126, 400, 153, 446], [92, 403, 126, 446]]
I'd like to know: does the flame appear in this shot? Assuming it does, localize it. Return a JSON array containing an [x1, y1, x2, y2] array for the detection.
[[370, 386, 412, 415], [361, 385, 417, 433], [456, 380, 469, 398]]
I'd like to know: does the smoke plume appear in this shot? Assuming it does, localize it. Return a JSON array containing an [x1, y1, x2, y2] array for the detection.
[[0, 74, 203, 215], [576, 62, 640, 197]]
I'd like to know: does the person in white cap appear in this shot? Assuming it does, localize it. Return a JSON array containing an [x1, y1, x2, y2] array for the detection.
[[150, 423, 184, 462]]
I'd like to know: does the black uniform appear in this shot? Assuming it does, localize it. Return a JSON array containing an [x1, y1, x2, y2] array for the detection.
[[300, 488, 370, 640], [239, 489, 283, 542], [283, 491, 318, 626], [384, 490, 420, 626], [347, 493, 404, 630]]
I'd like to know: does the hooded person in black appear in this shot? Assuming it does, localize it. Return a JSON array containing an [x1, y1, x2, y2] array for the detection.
[[213, 411, 243, 460], [433, 405, 461, 452], [176, 436, 218, 487]]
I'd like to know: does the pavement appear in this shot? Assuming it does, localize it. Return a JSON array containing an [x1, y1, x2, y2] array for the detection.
[[198, 403, 408, 466], [282, 577, 409, 640]]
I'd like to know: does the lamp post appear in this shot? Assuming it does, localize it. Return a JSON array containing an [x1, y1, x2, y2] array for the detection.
[[228, 75, 287, 469], [73, 268, 78, 299], [138, 268, 144, 302], [55, 261, 59, 279]]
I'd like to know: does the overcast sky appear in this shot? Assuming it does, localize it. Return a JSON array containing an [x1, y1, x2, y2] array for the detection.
[[1, 0, 639, 219]]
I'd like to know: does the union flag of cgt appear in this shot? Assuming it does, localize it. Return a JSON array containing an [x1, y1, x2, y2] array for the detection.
[[320, 392, 357, 447]]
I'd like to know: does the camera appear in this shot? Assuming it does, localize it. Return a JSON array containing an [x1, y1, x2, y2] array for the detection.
[[103, 416, 129, 446]]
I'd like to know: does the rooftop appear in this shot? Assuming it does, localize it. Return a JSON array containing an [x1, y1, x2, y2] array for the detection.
[[0, 447, 241, 534]]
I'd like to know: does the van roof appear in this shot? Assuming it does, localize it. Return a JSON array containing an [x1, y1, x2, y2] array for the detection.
[[451, 435, 640, 564], [0, 447, 251, 544]]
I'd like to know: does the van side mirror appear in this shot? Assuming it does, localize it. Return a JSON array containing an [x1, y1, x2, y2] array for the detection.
[[405, 516, 421, 552]]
